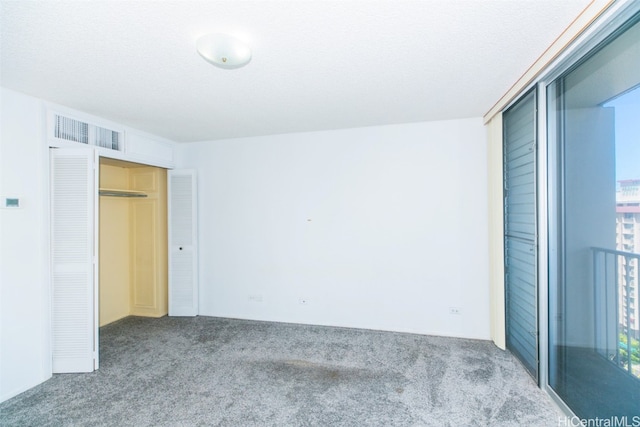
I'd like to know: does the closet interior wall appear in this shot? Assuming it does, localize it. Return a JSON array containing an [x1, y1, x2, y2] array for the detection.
[[99, 158, 168, 326]]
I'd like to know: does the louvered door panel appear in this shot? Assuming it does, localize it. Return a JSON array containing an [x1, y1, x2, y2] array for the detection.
[[168, 170, 198, 316], [503, 89, 538, 382], [50, 148, 97, 372]]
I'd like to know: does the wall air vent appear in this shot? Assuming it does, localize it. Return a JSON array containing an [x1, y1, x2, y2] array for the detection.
[[54, 115, 89, 144], [51, 113, 123, 152], [95, 126, 121, 151]]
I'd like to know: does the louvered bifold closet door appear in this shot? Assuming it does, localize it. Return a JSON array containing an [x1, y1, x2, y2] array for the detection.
[[168, 170, 198, 316], [503, 89, 538, 381], [50, 148, 97, 372]]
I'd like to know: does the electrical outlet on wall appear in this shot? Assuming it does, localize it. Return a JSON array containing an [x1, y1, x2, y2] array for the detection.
[[449, 307, 461, 315], [248, 294, 263, 302]]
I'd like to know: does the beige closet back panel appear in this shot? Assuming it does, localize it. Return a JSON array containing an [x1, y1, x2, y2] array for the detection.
[[129, 167, 168, 318], [99, 160, 168, 326], [99, 164, 131, 326]]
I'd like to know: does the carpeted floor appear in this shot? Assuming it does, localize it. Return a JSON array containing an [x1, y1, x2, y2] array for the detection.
[[1, 316, 562, 426]]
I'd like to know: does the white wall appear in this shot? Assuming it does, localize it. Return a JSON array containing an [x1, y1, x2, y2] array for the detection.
[[486, 113, 506, 349], [178, 118, 490, 339], [0, 88, 51, 401]]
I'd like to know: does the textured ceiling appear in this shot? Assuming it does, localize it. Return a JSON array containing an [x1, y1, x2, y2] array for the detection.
[[0, 0, 591, 143]]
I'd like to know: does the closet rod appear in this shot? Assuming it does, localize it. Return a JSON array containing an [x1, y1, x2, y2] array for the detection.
[[99, 190, 148, 198]]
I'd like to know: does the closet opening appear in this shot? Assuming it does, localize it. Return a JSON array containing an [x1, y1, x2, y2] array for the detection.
[[98, 157, 168, 328]]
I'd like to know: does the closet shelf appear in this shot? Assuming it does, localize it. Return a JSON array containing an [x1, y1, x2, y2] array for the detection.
[[99, 188, 148, 198]]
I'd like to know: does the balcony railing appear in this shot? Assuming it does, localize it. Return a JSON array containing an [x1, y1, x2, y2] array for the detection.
[[592, 247, 640, 379]]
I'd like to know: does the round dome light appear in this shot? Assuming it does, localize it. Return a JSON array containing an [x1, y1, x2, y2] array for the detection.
[[196, 33, 252, 70]]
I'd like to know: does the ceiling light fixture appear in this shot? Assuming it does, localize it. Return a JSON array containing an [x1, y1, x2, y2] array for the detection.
[[196, 33, 252, 70]]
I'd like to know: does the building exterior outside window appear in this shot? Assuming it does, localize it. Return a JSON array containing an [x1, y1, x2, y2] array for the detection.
[[616, 179, 640, 341]]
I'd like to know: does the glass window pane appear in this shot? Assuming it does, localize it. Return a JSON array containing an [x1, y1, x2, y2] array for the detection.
[[548, 15, 640, 419]]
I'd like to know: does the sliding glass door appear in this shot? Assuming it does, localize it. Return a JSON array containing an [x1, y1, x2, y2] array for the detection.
[[547, 13, 640, 418]]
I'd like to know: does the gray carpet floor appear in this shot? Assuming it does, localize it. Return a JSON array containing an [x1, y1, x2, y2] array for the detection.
[[1, 316, 562, 426]]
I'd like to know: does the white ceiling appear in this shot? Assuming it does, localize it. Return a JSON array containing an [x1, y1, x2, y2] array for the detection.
[[1, 0, 591, 143]]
